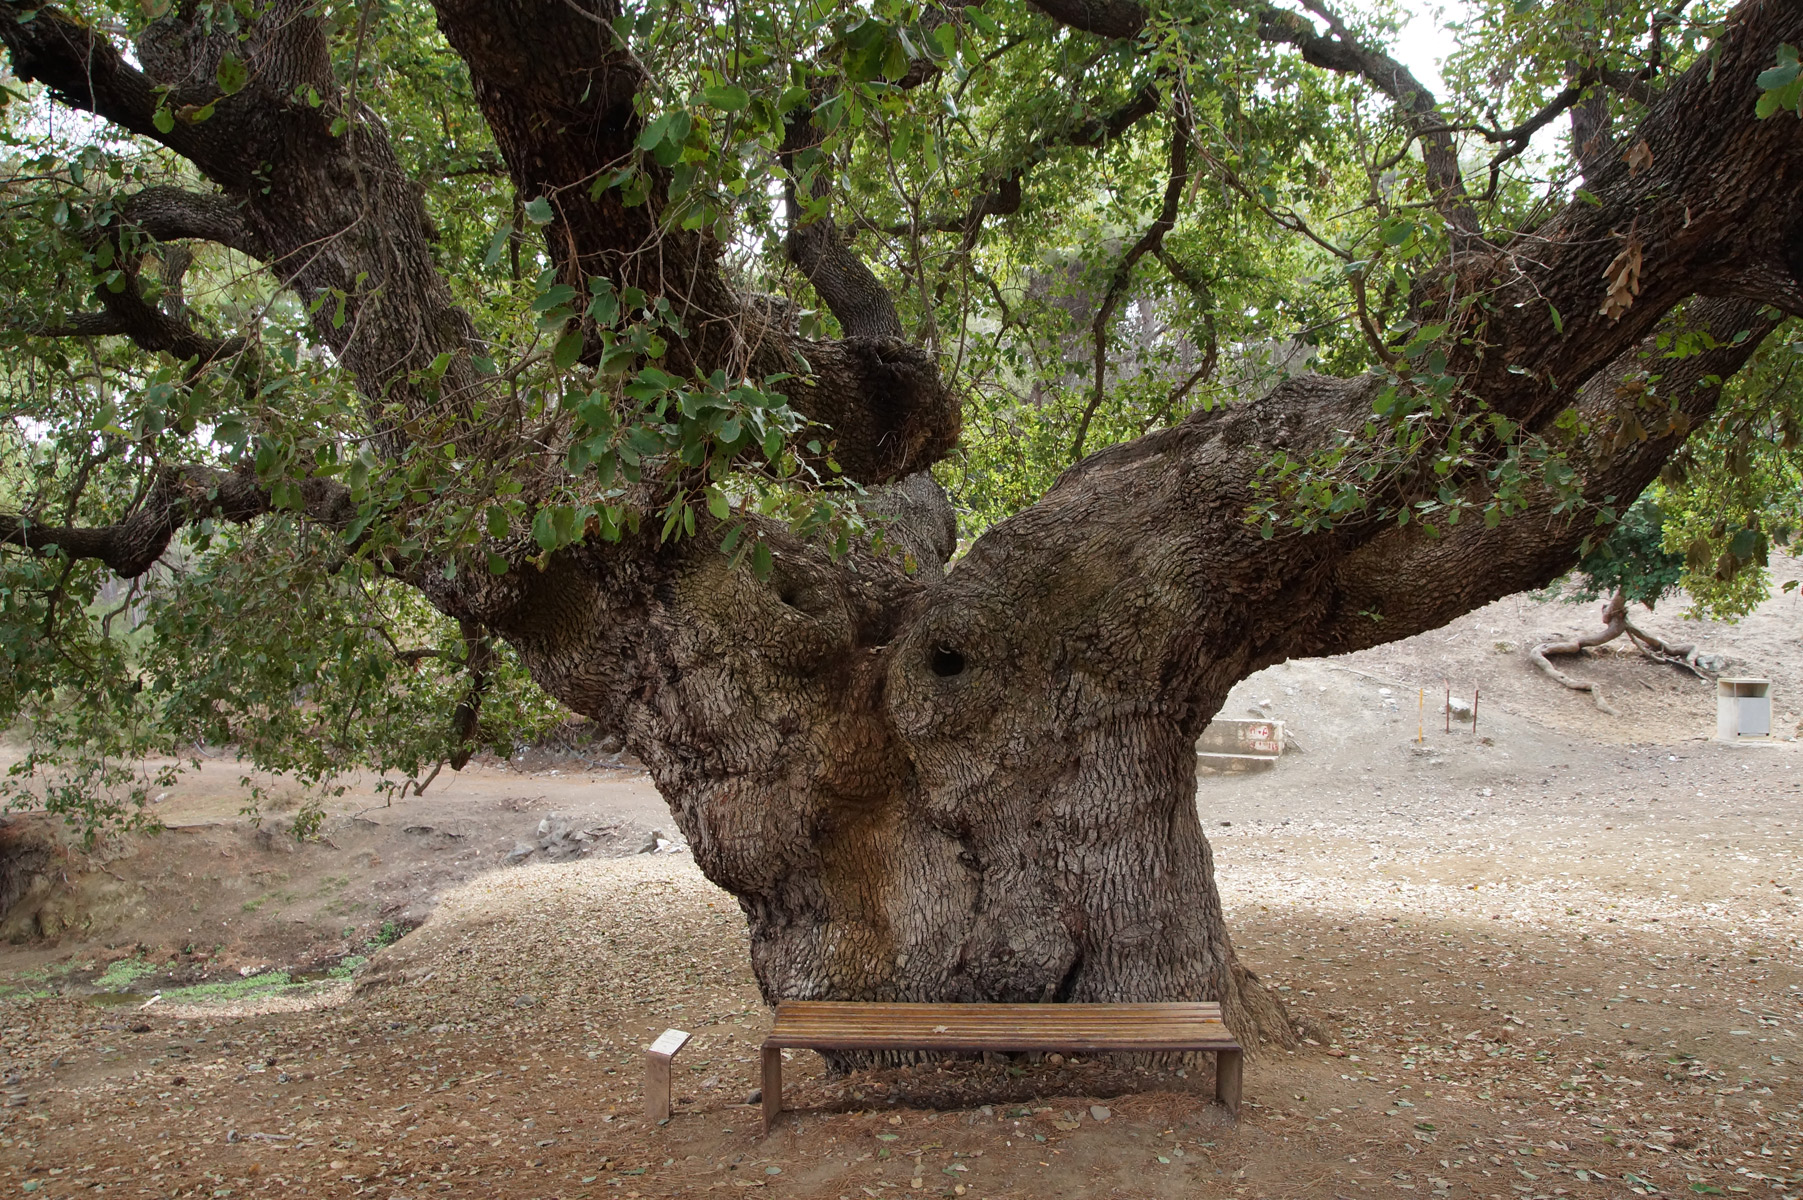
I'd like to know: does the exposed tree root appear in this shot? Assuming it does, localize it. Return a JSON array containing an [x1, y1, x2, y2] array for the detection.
[[1621, 621, 1714, 679], [1531, 589, 1719, 711], [1227, 958, 1301, 1055], [1530, 591, 1629, 714]]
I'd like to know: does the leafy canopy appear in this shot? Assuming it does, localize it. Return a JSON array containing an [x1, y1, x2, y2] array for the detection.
[[3, 0, 1800, 834]]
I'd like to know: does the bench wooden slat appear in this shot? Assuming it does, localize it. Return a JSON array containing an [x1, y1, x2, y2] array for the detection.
[[759, 1001, 1242, 1134]]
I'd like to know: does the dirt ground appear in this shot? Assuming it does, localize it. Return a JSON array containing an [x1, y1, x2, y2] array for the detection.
[[0, 576, 1800, 1199]]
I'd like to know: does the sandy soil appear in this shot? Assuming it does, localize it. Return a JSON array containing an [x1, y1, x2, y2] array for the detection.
[[0, 576, 1799, 1198], [0, 755, 673, 979]]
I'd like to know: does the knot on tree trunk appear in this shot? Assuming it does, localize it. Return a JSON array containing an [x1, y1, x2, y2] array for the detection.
[[804, 336, 961, 483]]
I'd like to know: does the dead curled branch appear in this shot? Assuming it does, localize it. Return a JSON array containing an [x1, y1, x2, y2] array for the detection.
[[1530, 588, 1718, 715]]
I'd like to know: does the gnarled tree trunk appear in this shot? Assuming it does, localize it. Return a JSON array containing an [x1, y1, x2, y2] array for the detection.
[[7, 0, 1803, 1053]]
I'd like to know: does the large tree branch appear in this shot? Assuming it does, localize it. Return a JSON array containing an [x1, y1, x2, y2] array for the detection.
[[113, 186, 268, 260], [430, 0, 958, 482], [1255, 4, 1481, 240], [27, 209, 251, 366], [781, 105, 905, 341], [0, 2, 272, 188], [48, 285, 246, 366], [5, 1, 491, 454], [1435, 0, 1803, 426], [1026, 0, 1146, 40], [1, 465, 354, 579], [1305, 296, 1777, 657]]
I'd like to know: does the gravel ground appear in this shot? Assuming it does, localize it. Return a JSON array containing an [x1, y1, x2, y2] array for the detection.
[[2, 732, 1798, 1200]]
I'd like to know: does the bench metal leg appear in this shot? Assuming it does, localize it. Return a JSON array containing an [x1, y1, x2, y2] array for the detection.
[[760, 1044, 783, 1135], [1215, 1048, 1243, 1116]]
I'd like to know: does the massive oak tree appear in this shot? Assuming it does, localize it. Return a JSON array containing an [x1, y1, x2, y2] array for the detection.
[[4, 0, 1802, 1045]]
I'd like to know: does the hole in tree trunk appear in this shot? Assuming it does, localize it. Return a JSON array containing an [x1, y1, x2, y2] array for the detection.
[[1052, 954, 1083, 1002], [929, 646, 966, 677]]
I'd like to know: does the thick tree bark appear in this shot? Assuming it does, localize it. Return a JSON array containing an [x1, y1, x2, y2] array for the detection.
[[431, 0, 1798, 1041], [8, 0, 1803, 1054]]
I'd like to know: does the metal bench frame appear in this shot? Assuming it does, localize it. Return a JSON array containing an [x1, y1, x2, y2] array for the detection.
[[759, 1000, 1242, 1133]]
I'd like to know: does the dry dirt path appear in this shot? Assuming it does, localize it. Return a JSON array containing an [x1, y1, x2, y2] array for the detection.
[[1, 735, 1798, 1200]]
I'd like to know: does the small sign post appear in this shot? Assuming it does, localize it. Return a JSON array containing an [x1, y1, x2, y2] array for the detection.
[[645, 1028, 692, 1122]]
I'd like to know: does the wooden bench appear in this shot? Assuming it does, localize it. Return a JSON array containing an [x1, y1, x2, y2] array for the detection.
[[759, 1001, 1241, 1134]]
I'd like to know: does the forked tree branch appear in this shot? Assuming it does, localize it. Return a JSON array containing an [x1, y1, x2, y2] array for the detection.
[[1, 466, 354, 579], [0, 2, 264, 188], [27, 211, 253, 367], [1254, 4, 1481, 240]]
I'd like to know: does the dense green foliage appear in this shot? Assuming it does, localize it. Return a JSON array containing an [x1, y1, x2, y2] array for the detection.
[[3, 0, 1801, 834]]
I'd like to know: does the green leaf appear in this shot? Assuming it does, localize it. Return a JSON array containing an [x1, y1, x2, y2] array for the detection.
[[964, 5, 1001, 35], [636, 111, 673, 151], [706, 487, 729, 520], [1755, 75, 1803, 119], [531, 508, 559, 551], [532, 284, 578, 313], [485, 553, 510, 576], [482, 218, 513, 269], [751, 541, 773, 580], [552, 329, 585, 371], [152, 106, 175, 134], [1756, 44, 1800, 90], [522, 196, 555, 225], [216, 52, 249, 95], [704, 85, 750, 112]]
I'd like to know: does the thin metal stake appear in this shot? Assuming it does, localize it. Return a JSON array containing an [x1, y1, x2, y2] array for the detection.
[[1445, 679, 1451, 734], [1473, 686, 1480, 737]]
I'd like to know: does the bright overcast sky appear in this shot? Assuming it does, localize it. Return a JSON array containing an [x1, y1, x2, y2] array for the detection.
[[1389, 1, 1463, 97]]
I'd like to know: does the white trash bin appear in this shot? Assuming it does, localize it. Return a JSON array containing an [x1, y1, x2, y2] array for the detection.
[[1717, 678, 1771, 739]]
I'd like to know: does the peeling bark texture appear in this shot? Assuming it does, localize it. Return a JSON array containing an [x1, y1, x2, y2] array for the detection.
[[8, 0, 1803, 1053]]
